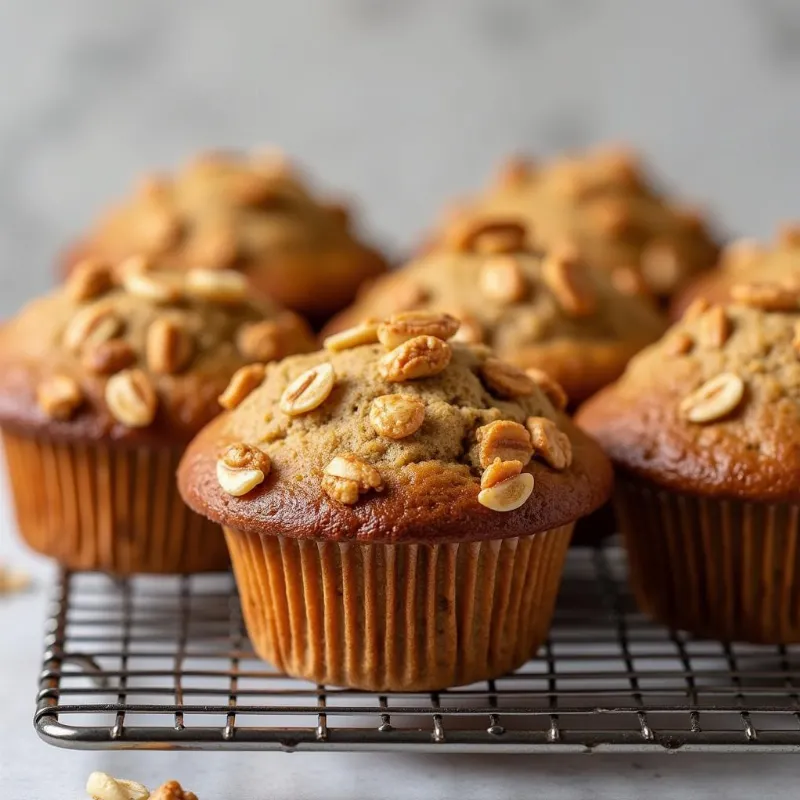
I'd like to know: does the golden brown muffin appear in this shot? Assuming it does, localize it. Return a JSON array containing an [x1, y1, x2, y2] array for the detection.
[[325, 220, 667, 407], [0, 259, 315, 573], [178, 314, 612, 690], [577, 289, 800, 642], [426, 145, 720, 304], [670, 223, 800, 319], [62, 150, 387, 327]]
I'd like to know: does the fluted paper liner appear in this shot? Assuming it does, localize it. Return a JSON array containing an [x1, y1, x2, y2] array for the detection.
[[2, 431, 229, 574], [225, 524, 573, 691], [615, 475, 800, 643]]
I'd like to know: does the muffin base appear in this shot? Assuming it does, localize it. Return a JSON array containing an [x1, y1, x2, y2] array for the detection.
[[2, 431, 229, 574], [225, 524, 573, 691], [615, 475, 800, 643]]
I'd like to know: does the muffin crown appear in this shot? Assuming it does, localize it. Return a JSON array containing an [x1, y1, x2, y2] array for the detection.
[[0, 259, 316, 444], [325, 220, 666, 404], [577, 288, 800, 502], [62, 150, 386, 321], [431, 145, 719, 301], [178, 315, 612, 543]]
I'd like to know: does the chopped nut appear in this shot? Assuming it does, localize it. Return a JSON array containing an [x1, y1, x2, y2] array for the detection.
[[369, 394, 425, 439], [149, 780, 198, 800], [478, 472, 534, 512], [679, 372, 745, 423], [698, 305, 731, 349], [450, 312, 484, 344], [479, 255, 528, 304], [146, 318, 194, 374], [480, 357, 536, 398], [219, 364, 266, 410], [86, 771, 150, 800], [122, 271, 183, 304], [377, 311, 460, 349], [640, 241, 681, 293], [63, 304, 122, 352], [184, 269, 248, 304], [525, 367, 569, 410], [448, 219, 527, 254], [480, 458, 523, 489], [82, 339, 137, 375], [236, 320, 282, 362], [730, 281, 800, 312], [66, 259, 113, 302], [664, 332, 694, 356], [216, 443, 270, 496], [279, 363, 335, 415], [379, 335, 452, 382], [526, 417, 573, 470], [682, 296, 710, 322], [477, 420, 533, 468], [37, 375, 83, 420], [322, 454, 383, 504], [541, 247, 596, 316], [105, 369, 158, 428], [324, 322, 380, 351]]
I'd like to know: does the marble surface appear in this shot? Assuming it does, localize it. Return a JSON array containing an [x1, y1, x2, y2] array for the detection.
[[2, 0, 800, 316], [3, 0, 800, 795]]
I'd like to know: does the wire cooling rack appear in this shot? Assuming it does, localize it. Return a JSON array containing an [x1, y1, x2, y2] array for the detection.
[[34, 543, 800, 753]]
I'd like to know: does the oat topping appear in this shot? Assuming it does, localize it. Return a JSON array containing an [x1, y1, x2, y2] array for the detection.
[[216, 443, 270, 496], [369, 394, 425, 439], [219, 363, 266, 410], [477, 420, 533, 468], [377, 311, 460, 350], [279, 363, 335, 415], [679, 372, 745, 423], [379, 335, 452, 382]]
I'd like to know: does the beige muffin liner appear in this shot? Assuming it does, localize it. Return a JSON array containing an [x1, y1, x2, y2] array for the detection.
[[615, 476, 800, 643], [225, 524, 573, 691], [2, 431, 229, 574]]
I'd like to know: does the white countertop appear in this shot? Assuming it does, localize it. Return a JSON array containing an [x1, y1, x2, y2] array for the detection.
[[2, 476, 800, 799]]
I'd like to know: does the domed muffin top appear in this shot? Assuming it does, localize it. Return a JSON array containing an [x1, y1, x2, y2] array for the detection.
[[577, 288, 800, 502], [429, 145, 719, 302], [325, 219, 666, 405], [62, 149, 386, 323], [0, 258, 316, 445], [178, 312, 612, 544], [670, 223, 800, 318]]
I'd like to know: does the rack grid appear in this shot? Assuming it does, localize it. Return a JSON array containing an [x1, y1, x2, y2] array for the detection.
[[34, 543, 800, 753]]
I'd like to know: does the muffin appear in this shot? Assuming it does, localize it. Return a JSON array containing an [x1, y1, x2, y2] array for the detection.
[[670, 224, 800, 319], [62, 150, 387, 327], [427, 145, 720, 305], [178, 313, 612, 690], [325, 219, 667, 407], [0, 259, 315, 573], [577, 288, 800, 642]]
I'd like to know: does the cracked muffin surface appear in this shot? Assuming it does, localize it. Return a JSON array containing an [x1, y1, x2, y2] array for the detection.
[[62, 149, 387, 325], [178, 315, 612, 543], [325, 220, 666, 405]]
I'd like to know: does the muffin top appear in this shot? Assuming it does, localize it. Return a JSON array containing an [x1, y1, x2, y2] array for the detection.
[[178, 312, 612, 544], [670, 224, 800, 319], [577, 288, 800, 502], [429, 146, 719, 302], [62, 150, 387, 323], [0, 259, 316, 445], [325, 220, 666, 405]]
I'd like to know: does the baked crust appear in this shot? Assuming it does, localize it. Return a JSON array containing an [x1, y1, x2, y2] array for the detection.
[[178, 342, 612, 543], [61, 150, 386, 324], [577, 302, 800, 502]]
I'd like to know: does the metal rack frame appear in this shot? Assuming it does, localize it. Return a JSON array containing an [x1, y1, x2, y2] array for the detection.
[[34, 544, 800, 753]]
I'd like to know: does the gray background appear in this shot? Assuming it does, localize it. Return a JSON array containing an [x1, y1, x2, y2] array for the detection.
[[2, 0, 800, 316]]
